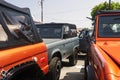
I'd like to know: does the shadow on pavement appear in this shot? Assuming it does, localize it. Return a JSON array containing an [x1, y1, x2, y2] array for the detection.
[[60, 68, 84, 80], [62, 53, 86, 67], [62, 61, 71, 67], [78, 53, 86, 60]]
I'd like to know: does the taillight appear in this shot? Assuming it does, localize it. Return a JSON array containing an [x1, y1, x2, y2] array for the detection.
[[40, 57, 46, 63]]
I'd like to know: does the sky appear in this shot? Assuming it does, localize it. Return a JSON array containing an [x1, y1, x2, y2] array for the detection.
[[5, 0, 120, 28]]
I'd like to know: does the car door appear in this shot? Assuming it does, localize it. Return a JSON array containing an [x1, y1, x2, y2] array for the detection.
[[79, 30, 90, 53], [63, 25, 73, 56]]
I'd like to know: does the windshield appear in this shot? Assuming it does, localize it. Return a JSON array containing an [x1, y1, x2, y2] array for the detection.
[[37, 25, 62, 38], [98, 15, 120, 37]]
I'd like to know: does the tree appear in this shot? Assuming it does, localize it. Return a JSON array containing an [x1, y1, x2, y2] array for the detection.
[[91, 1, 120, 20]]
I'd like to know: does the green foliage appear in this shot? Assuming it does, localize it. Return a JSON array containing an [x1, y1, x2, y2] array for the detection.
[[91, 1, 120, 20]]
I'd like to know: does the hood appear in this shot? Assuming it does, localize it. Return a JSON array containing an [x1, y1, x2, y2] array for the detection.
[[43, 39, 61, 44], [97, 41, 120, 65]]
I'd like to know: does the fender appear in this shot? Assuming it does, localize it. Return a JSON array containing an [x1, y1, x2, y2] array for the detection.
[[49, 49, 62, 61], [2, 61, 44, 80], [73, 44, 79, 53]]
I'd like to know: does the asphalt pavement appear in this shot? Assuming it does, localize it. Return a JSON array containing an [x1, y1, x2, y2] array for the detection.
[[60, 53, 85, 80]]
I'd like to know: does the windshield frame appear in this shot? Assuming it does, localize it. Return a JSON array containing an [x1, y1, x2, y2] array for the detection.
[[98, 15, 120, 38]]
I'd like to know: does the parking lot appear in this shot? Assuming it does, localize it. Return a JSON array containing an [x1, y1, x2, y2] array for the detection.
[[60, 53, 85, 80]]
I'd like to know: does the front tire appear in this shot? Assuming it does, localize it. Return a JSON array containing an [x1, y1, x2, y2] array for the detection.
[[84, 56, 89, 80], [49, 57, 61, 80], [86, 65, 95, 80]]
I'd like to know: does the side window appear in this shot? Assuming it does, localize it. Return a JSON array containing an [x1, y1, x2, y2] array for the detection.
[[70, 28, 77, 37], [0, 20, 14, 49], [63, 25, 70, 39], [3, 11, 35, 43], [69, 25, 77, 37], [64, 25, 69, 33], [0, 24, 8, 42], [63, 25, 77, 38]]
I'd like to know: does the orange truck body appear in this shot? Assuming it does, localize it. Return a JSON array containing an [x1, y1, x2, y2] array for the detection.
[[0, 43, 49, 80], [0, 43, 48, 75], [86, 10, 120, 80], [0, 1, 48, 80]]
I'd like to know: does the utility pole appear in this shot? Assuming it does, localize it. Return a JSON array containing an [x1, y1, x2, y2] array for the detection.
[[109, 0, 111, 10], [39, 0, 44, 23]]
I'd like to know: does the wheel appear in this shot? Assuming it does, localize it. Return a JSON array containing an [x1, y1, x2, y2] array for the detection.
[[69, 49, 78, 66], [86, 65, 95, 80], [7, 64, 43, 80], [84, 56, 89, 80], [49, 57, 61, 80]]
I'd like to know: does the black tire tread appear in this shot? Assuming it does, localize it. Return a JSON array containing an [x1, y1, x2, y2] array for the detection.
[[49, 57, 61, 80]]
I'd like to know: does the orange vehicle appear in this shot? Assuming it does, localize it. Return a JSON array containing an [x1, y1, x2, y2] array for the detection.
[[85, 10, 120, 80], [0, 1, 48, 80]]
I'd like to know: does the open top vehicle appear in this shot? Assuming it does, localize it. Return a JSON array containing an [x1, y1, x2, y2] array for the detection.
[[84, 10, 120, 80], [0, 1, 48, 80]]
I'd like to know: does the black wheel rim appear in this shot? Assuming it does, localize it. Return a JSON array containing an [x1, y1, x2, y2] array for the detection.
[[55, 61, 61, 80]]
